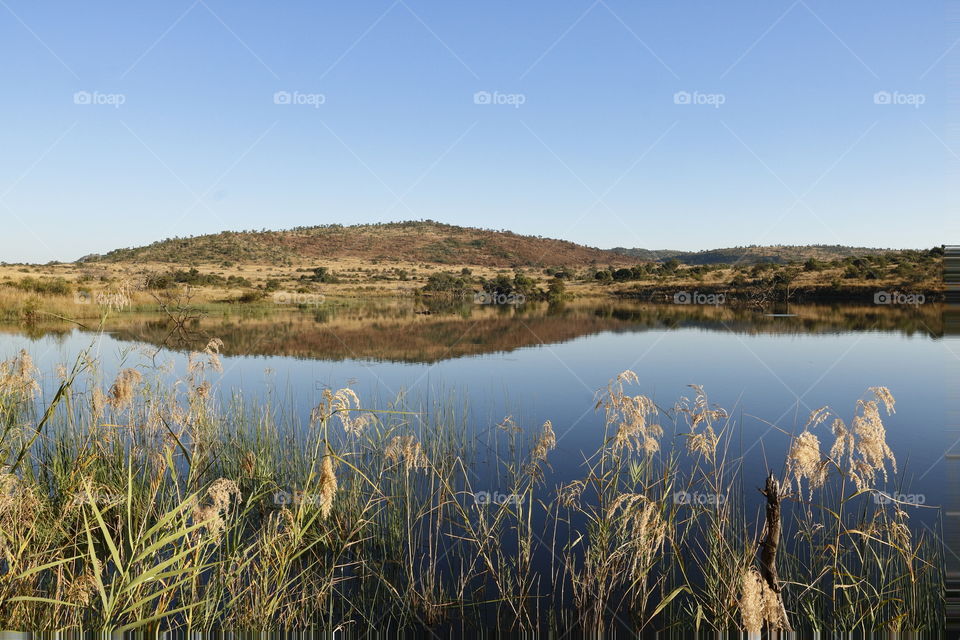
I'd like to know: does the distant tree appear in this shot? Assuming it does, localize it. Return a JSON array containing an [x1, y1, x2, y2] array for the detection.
[[422, 272, 470, 296], [547, 277, 567, 302], [307, 267, 339, 283]]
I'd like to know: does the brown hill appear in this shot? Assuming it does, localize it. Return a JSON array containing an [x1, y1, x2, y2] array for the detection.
[[84, 221, 628, 268]]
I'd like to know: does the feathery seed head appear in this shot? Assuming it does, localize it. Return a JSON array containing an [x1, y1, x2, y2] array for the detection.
[[107, 368, 143, 411], [740, 568, 765, 633], [531, 420, 556, 461], [193, 477, 241, 540], [317, 455, 337, 519], [0, 350, 40, 400], [385, 435, 429, 473], [787, 431, 828, 496]]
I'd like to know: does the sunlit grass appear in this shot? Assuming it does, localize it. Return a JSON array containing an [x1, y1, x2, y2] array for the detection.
[[0, 343, 944, 633]]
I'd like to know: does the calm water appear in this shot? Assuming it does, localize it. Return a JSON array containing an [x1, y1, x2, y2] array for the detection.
[[0, 300, 950, 524]]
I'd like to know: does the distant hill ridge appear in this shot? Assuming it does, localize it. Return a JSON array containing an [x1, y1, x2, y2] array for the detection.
[[81, 221, 900, 268], [611, 244, 899, 265]]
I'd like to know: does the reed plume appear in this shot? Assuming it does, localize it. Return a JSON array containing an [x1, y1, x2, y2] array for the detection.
[[597, 370, 662, 455], [192, 477, 242, 540], [0, 349, 40, 400], [385, 434, 428, 473], [107, 368, 142, 411], [317, 455, 337, 519], [0, 347, 941, 634]]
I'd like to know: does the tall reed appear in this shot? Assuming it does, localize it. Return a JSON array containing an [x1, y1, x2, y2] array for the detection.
[[0, 345, 944, 633]]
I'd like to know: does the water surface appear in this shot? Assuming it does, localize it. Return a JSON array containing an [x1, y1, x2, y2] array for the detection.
[[0, 300, 948, 523]]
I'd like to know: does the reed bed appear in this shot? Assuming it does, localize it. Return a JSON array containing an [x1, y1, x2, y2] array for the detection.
[[0, 342, 944, 634]]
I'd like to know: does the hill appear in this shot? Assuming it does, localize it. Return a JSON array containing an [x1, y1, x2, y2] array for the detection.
[[79, 222, 905, 270], [611, 244, 898, 265], [84, 221, 628, 268]]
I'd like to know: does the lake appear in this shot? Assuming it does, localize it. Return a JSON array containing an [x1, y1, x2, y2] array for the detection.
[[0, 299, 949, 525]]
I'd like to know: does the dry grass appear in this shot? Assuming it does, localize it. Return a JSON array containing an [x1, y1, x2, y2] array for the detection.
[[0, 345, 944, 633]]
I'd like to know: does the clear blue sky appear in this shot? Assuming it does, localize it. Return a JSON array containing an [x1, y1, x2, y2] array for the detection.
[[0, 0, 952, 262]]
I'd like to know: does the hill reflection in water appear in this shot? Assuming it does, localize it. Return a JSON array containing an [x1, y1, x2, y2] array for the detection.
[[2, 299, 943, 364]]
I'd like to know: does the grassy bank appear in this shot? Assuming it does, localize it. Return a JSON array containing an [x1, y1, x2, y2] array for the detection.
[[0, 247, 943, 326], [0, 345, 944, 633]]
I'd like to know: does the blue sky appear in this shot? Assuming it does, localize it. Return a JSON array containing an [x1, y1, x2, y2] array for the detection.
[[0, 1, 952, 262]]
